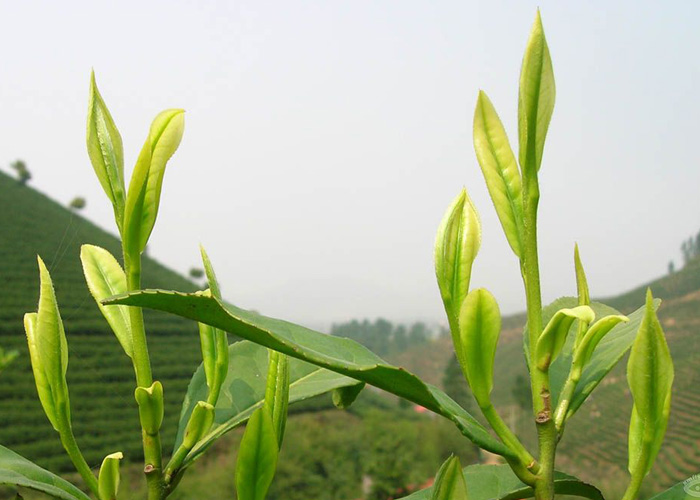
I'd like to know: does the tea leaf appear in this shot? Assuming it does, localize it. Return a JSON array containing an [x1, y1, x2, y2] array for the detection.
[[97, 452, 122, 500], [134, 381, 164, 436], [80, 245, 132, 358], [332, 383, 365, 409], [87, 72, 125, 230], [575, 314, 629, 368], [532, 297, 661, 421], [473, 91, 523, 257], [535, 305, 594, 371], [181, 402, 215, 450], [400, 464, 604, 500], [124, 109, 185, 255], [24, 258, 71, 430], [108, 291, 513, 458], [264, 350, 289, 448], [173, 341, 363, 468], [431, 455, 468, 500], [457, 289, 500, 406], [0, 445, 91, 500], [627, 290, 673, 478], [435, 189, 481, 327], [518, 10, 555, 175], [235, 408, 278, 500]]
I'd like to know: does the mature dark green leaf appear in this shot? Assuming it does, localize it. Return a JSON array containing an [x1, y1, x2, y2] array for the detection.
[[0, 445, 91, 500], [108, 291, 512, 457], [400, 464, 603, 500], [174, 341, 365, 468]]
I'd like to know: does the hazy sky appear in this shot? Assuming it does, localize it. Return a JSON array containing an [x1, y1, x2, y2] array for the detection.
[[2, 1, 699, 328]]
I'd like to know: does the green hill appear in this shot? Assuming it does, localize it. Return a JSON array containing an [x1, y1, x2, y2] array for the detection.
[[0, 170, 201, 471]]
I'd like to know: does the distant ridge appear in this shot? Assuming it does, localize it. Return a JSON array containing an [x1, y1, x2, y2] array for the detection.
[[0, 170, 201, 471]]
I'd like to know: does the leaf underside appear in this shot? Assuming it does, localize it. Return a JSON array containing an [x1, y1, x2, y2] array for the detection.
[[107, 290, 512, 457]]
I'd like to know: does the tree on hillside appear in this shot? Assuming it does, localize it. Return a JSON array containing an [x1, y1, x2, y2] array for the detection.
[[680, 230, 700, 266], [10, 160, 31, 185], [69, 197, 86, 210]]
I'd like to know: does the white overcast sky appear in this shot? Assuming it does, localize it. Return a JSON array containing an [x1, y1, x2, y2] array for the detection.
[[2, 1, 699, 328]]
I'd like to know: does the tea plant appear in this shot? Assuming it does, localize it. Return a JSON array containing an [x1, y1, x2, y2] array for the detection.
[[107, 11, 687, 500], [0, 76, 359, 500], [0, 9, 692, 500]]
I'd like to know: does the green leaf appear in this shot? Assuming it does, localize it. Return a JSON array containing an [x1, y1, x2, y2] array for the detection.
[[86, 71, 125, 230], [134, 381, 164, 436], [518, 9, 555, 175], [573, 244, 591, 350], [473, 91, 523, 257], [400, 464, 604, 500], [435, 189, 481, 327], [0, 445, 91, 500], [107, 291, 513, 458], [627, 290, 673, 479], [80, 245, 132, 358], [531, 298, 661, 422], [181, 402, 215, 450], [173, 341, 364, 468], [263, 351, 289, 448], [235, 408, 278, 500], [123, 109, 185, 255], [574, 314, 629, 369], [97, 451, 122, 500], [24, 257, 71, 431], [332, 382, 365, 409], [431, 455, 468, 500], [457, 289, 500, 406], [534, 305, 594, 371], [200, 245, 221, 299], [648, 477, 700, 499]]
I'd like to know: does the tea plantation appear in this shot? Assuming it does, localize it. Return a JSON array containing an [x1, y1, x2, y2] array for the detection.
[[0, 170, 202, 471]]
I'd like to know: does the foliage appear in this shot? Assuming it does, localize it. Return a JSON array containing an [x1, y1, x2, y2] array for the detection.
[[109, 10, 681, 500], [330, 318, 431, 357], [69, 198, 86, 211], [9, 160, 30, 186], [680, 229, 700, 266]]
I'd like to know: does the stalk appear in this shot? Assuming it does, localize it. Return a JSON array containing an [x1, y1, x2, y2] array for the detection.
[[57, 403, 99, 498], [124, 251, 164, 500], [520, 179, 556, 500]]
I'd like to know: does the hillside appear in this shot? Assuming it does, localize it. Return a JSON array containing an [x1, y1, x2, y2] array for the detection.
[[0, 170, 202, 471], [393, 255, 700, 496]]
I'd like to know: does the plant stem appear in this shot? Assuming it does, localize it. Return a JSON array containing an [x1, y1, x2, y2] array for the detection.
[[480, 402, 538, 480], [124, 251, 164, 500], [553, 365, 581, 437], [520, 179, 556, 500], [57, 406, 99, 498]]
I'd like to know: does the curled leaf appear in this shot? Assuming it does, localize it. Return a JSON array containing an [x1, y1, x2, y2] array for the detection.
[[87, 72, 125, 230], [134, 381, 164, 436], [97, 452, 122, 500], [473, 91, 523, 257], [626, 290, 673, 488], [573, 244, 591, 350], [435, 189, 481, 329], [575, 314, 629, 369], [235, 408, 278, 500], [24, 257, 71, 431], [332, 382, 365, 409], [124, 109, 185, 256], [431, 455, 468, 500], [535, 305, 594, 371], [518, 9, 555, 176], [181, 402, 215, 449], [80, 245, 132, 358], [457, 289, 500, 406], [264, 350, 290, 448]]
